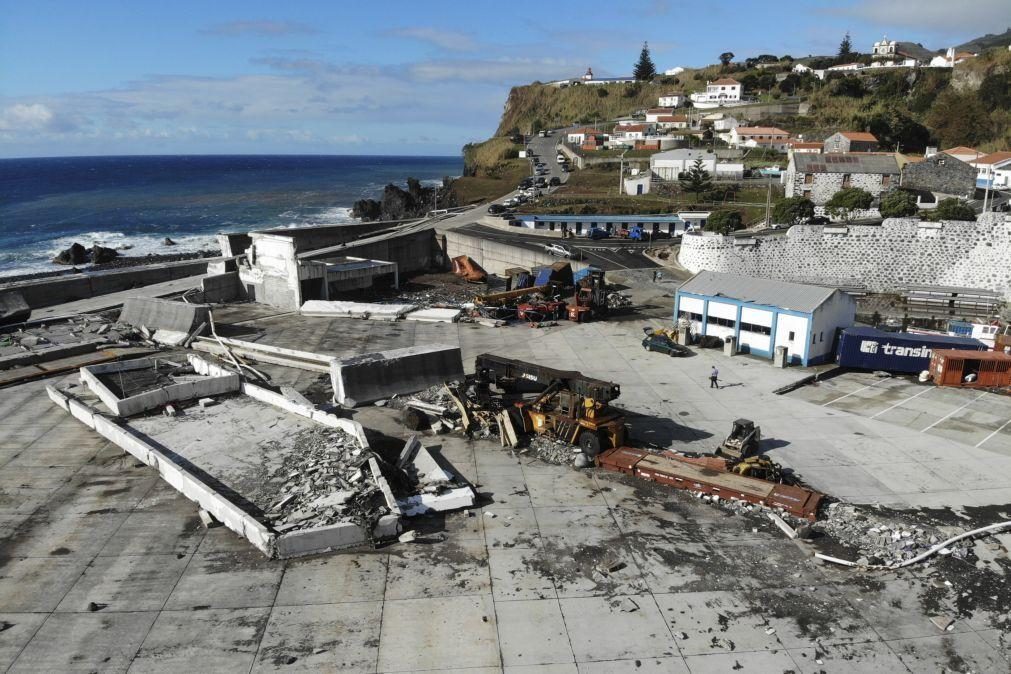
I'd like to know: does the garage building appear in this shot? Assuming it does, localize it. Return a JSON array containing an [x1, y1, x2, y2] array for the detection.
[[674, 271, 856, 365]]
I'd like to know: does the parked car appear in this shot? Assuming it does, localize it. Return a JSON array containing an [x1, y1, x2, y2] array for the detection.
[[587, 228, 609, 240], [488, 204, 506, 214], [642, 334, 690, 357], [549, 177, 561, 186], [807, 216, 830, 225], [543, 243, 577, 259]]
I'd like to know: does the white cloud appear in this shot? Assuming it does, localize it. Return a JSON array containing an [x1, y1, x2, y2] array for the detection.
[[0, 103, 54, 131], [202, 20, 318, 37], [389, 27, 477, 52], [828, 0, 1011, 35]]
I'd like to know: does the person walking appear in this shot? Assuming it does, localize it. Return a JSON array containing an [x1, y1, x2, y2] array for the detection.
[[709, 366, 719, 389]]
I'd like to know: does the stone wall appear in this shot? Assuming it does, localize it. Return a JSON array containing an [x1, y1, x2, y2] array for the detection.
[[678, 214, 1011, 300], [901, 154, 976, 198], [787, 170, 892, 204]]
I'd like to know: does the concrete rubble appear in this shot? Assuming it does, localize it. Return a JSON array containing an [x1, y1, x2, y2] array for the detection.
[[300, 300, 416, 321], [330, 344, 464, 407]]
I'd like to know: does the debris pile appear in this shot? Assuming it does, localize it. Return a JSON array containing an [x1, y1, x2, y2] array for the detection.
[[814, 502, 978, 566], [261, 426, 385, 534]]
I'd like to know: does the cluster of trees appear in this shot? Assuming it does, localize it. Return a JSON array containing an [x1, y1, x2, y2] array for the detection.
[[766, 189, 977, 226]]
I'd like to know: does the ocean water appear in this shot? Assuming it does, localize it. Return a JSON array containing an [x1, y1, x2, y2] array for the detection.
[[0, 154, 461, 278]]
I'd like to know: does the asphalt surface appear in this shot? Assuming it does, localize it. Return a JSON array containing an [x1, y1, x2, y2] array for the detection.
[[524, 132, 570, 188], [458, 223, 659, 270]]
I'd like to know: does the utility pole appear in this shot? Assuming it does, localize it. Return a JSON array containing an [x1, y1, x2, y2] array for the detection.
[[764, 178, 772, 227]]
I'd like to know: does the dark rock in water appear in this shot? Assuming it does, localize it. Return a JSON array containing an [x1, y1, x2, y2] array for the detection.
[[52, 242, 89, 265], [163, 237, 176, 246], [351, 176, 457, 222], [90, 244, 119, 264]]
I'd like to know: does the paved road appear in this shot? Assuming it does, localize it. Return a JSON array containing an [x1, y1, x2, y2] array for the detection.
[[524, 132, 569, 187], [457, 223, 659, 270]]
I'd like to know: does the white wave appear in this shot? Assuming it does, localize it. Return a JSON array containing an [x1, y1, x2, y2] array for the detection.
[[42, 230, 219, 260]]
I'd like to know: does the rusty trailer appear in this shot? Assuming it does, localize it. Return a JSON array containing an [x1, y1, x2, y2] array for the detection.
[[597, 447, 824, 520], [929, 349, 1011, 389]]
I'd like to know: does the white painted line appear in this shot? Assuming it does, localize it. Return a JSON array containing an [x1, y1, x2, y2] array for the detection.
[[921, 392, 988, 432], [822, 379, 888, 406], [975, 417, 1011, 448], [870, 386, 934, 419]]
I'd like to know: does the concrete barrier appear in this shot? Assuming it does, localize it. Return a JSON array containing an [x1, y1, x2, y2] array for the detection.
[[199, 272, 241, 303], [0, 257, 227, 310], [440, 230, 589, 276], [119, 297, 210, 333], [275, 522, 368, 558], [330, 344, 464, 407]]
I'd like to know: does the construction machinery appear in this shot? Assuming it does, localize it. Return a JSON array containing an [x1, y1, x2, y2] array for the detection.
[[716, 418, 762, 460], [473, 354, 625, 456], [567, 269, 609, 323]]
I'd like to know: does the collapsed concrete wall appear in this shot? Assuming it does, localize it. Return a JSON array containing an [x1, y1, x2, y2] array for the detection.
[[330, 344, 464, 407], [0, 258, 223, 310], [678, 214, 1011, 300], [440, 230, 590, 276], [119, 297, 210, 333], [0, 291, 31, 326]]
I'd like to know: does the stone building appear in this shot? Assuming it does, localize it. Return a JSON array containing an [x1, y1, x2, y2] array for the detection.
[[785, 153, 900, 205], [900, 152, 976, 206], [823, 131, 879, 153]]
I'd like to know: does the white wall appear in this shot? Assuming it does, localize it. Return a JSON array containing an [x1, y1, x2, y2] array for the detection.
[[679, 296, 704, 315], [808, 292, 856, 362], [741, 306, 773, 326], [707, 301, 737, 320], [774, 314, 809, 362]]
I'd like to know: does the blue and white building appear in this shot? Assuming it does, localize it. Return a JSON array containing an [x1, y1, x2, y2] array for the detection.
[[674, 271, 856, 365], [512, 213, 702, 237]]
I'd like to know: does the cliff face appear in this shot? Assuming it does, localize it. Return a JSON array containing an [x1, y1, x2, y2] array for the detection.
[[352, 178, 457, 222]]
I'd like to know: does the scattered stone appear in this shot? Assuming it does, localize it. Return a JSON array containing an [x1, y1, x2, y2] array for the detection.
[[930, 615, 954, 632], [198, 398, 217, 409], [198, 509, 221, 528], [484, 511, 497, 519]]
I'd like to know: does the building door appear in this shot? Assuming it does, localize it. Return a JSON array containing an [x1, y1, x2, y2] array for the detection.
[[636, 184, 644, 195]]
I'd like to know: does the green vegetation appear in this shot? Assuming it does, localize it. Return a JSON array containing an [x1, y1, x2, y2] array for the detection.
[[825, 188, 873, 223], [705, 210, 744, 235], [925, 198, 976, 221], [878, 190, 919, 218], [679, 158, 713, 202], [838, 32, 854, 61], [772, 196, 815, 226], [634, 42, 656, 81]]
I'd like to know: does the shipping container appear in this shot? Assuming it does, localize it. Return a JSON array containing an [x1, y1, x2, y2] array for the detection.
[[929, 349, 1011, 388], [837, 327, 987, 374]]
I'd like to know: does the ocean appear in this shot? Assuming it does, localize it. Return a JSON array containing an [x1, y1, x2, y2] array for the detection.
[[0, 154, 462, 278]]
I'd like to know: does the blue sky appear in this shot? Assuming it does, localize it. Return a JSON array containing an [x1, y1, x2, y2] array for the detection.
[[1, 0, 1008, 158]]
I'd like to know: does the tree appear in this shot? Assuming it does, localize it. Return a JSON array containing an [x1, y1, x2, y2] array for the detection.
[[705, 210, 743, 235], [719, 51, 735, 68], [878, 190, 919, 218], [771, 196, 815, 226], [678, 158, 713, 202], [825, 187, 873, 223], [929, 198, 976, 221], [634, 42, 656, 81], [837, 32, 853, 61], [926, 90, 992, 147]]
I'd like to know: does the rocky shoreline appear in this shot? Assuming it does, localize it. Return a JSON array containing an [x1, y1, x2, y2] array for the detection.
[[352, 176, 457, 221]]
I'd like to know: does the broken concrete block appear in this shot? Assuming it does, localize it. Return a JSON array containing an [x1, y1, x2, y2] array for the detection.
[[930, 615, 954, 632], [119, 297, 210, 334], [163, 404, 178, 418], [330, 344, 464, 407], [198, 397, 217, 409], [398, 486, 475, 517], [0, 291, 31, 327], [373, 514, 400, 539], [398, 530, 418, 543], [198, 509, 221, 528], [307, 491, 354, 510]]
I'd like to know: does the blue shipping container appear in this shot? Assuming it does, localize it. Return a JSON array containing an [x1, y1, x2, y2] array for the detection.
[[837, 327, 987, 374]]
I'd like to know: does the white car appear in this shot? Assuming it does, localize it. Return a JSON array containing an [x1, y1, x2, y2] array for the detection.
[[543, 243, 574, 258]]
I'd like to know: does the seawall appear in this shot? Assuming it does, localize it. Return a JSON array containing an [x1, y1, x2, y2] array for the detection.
[[677, 214, 1011, 300], [439, 229, 589, 276]]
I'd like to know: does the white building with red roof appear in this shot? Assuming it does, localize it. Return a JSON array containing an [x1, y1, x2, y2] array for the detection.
[[971, 151, 1011, 189]]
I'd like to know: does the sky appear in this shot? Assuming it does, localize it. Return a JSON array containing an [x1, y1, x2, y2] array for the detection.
[[1, 0, 1009, 158]]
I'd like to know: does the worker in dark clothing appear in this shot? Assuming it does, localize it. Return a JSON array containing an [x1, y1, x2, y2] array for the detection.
[[710, 366, 719, 389]]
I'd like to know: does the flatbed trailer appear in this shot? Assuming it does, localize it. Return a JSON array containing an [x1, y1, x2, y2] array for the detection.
[[596, 447, 824, 520]]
